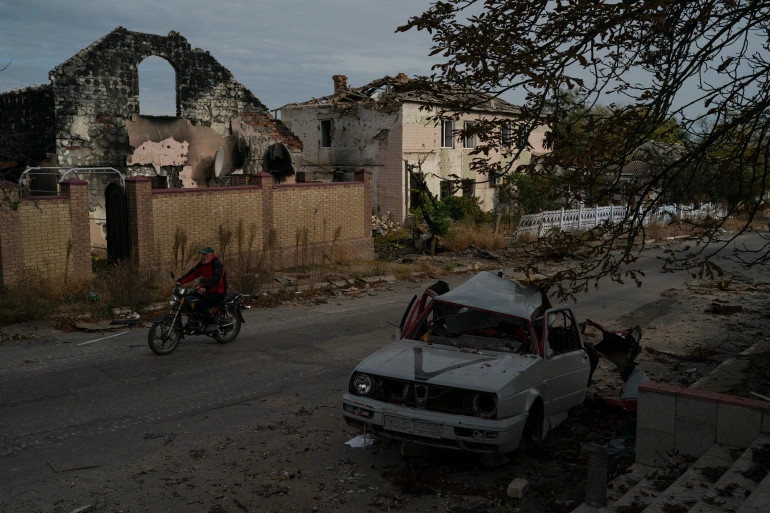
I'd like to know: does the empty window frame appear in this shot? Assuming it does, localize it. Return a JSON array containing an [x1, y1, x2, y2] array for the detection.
[[441, 119, 455, 148], [462, 179, 475, 197], [440, 179, 452, 200], [501, 122, 513, 147], [320, 119, 332, 148], [464, 121, 476, 149]]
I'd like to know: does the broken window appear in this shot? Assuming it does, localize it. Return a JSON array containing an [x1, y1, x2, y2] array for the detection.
[[320, 119, 332, 148], [546, 310, 581, 354], [463, 121, 476, 149], [138, 56, 177, 116], [441, 119, 454, 148], [501, 122, 513, 148]]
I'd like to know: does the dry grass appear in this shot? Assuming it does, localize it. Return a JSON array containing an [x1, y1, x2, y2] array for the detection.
[[444, 220, 507, 252]]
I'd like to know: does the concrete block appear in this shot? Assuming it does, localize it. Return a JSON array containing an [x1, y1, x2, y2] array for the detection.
[[506, 477, 529, 499], [674, 416, 716, 457], [636, 426, 674, 466]]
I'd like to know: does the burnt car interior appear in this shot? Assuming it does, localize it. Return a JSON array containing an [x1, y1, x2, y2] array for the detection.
[[416, 302, 534, 354]]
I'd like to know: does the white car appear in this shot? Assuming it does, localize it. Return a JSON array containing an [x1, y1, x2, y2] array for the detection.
[[342, 271, 591, 453]]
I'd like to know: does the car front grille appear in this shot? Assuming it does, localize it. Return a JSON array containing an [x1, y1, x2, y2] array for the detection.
[[371, 376, 477, 417]]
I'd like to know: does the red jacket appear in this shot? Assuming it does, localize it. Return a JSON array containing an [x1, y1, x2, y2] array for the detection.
[[179, 255, 227, 294]]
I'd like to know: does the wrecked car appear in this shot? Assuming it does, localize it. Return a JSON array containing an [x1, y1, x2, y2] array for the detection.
[[342, 271, 592, 453]]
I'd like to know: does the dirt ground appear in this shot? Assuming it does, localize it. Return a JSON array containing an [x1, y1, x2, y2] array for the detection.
[[5, 242, 770, 513]]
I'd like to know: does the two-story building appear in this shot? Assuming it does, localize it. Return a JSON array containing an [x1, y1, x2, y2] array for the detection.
[[278, 74, 549, 222]]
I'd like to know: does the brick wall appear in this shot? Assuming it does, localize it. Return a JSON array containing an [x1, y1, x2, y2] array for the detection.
[[0, 174, 373, 284], [151, 185, 264, 274], [0, 180, 91, 284]]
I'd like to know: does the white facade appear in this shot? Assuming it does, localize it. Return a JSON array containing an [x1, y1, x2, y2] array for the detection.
[[279, 78, 549, 222]]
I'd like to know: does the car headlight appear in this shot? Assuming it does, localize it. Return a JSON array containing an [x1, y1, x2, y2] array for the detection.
[[471, 392, 498, 419], [351, 373, 375, 396]]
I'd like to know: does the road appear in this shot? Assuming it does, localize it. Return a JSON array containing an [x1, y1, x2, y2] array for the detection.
[[0, 234, 766, 512]]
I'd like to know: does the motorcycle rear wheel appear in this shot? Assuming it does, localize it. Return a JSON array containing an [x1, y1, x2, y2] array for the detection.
[[212, 305, 241, 344], [148, 319, 182, 355]]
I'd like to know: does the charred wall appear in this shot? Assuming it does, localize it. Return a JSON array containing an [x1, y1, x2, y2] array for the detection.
[[0, 86, 55, 169], [49, 26, 301, 181]]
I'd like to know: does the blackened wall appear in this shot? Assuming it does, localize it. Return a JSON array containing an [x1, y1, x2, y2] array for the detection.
[[0, 85, 55, 166], [49, 26, 300, 171]]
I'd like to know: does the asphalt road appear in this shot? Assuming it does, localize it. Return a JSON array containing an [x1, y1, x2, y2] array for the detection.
[[0, 232, 765, 512]]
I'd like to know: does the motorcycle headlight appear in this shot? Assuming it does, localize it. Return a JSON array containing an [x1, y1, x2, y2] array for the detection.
[[351, 373, 375, 397], [471, 392, 498, 419]]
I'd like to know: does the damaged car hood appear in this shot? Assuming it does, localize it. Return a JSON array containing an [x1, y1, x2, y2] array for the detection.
[[355, 339, 538, 391]]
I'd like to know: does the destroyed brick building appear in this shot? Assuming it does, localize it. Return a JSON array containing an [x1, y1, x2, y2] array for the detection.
[[0, 28, 373, 284], [278, 74, 550, 222], [0, 26, 301, 185]]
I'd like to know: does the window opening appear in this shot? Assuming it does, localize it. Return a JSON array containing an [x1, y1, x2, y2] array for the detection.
[[440, 180, 451, 200], [464, 121, 476, 149], [547, 310, 580, 354], [441, 119, 455, 148], [320, 119, 332, 148], [501, 122, 513, 147], [138, 56, 177, 116], [462, 179, 475, 197]]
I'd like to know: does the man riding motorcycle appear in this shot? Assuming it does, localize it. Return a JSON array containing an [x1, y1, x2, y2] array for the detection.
[[177, 245, 227, 333]]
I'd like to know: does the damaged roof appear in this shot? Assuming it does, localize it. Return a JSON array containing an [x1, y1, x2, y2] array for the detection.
[[280, 75, 521, 115], [436, 271, 543, 319]]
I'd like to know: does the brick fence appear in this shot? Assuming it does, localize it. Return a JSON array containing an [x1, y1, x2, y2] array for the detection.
[[0, 172, 373, 284]]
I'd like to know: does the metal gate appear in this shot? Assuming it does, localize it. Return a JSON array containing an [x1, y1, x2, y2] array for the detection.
[[104, 182, 130, 264]]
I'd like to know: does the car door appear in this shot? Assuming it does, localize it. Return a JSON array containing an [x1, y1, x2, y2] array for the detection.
[[542, 308, 591, 415]]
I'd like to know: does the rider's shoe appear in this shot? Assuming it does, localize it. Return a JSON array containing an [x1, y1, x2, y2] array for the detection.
[[203, 323, 218, 333]]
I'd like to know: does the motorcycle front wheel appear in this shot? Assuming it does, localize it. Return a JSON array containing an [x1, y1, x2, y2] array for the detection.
[[148, 319, 182, 355], [212, 305, 241, 344]]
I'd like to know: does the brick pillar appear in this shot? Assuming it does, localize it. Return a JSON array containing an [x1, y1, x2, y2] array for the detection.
[[252, 172, 274, 251], [355, 169, 373, 237], [0, 182, 23, 285], [125, 177, 155, 269], [60, 179, 92, 278]]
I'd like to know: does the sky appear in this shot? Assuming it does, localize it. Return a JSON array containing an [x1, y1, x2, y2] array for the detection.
[[0, 0, 440, 112]]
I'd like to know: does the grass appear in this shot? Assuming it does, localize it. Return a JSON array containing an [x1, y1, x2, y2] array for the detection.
[[443, 219, 507, 252]]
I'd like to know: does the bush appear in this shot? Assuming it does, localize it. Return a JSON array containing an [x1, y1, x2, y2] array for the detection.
[[441, 195, 491, 223], [0, 268, 56, 323], [444, 220, 506, 252]]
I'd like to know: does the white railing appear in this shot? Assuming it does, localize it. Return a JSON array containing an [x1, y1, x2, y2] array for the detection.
[[515, 203, 727, 237]]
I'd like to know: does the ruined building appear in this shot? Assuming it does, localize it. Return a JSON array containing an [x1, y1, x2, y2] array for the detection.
[[278, 74, 549, 222], [0, 29, 373, 283], [0, 26, 301, 185]]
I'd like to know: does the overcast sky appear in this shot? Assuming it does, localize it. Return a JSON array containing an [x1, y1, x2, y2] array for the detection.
[[0, 0, 440, 111]]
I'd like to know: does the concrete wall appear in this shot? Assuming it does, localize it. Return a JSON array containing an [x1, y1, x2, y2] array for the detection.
[[637, 382, 770, 466], [280, 102, 398, 215], [0, 174, 373, 285]]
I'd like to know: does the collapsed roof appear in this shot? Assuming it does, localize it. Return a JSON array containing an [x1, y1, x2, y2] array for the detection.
[[280, 74, 521, 115]]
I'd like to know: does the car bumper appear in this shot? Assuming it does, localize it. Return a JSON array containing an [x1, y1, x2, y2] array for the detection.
[[341, 393, 527, 453]]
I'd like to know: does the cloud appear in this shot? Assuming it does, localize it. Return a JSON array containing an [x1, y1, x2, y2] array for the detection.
[[0, 0, 437, 109]]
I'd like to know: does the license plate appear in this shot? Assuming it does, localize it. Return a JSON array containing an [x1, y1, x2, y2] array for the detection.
[[384, 415, 442, 438]]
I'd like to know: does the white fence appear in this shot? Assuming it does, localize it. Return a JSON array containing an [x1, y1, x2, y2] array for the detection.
[[516, 203, 726, 237]]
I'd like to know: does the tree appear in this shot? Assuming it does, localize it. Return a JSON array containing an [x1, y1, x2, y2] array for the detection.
[[399, 0, 770, 297]]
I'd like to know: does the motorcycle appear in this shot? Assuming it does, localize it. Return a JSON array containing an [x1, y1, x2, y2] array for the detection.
[[148, 272, 250, 355]]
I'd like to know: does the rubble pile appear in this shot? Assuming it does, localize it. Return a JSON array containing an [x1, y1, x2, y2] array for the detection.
[[372, 213, 401, 235]]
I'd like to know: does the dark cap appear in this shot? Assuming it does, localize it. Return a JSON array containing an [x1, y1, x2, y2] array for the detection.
[[200, 245, 215, 254]]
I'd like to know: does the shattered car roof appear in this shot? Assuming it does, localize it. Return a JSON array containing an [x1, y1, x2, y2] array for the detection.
[[435, 271, 543, 319]]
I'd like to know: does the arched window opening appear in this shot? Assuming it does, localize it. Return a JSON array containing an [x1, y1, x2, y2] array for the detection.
[[138, 56, 177, 116], [263, 143, 294, 183]]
